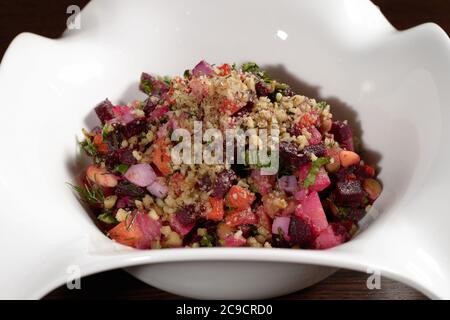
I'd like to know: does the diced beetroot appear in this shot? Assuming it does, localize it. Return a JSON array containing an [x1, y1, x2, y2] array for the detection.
[[330, 121, 354, 151], [272, 216, 291, 241], [289, 216, 313, 247], [140, 73, 169, 96], [116, 196, 135, 209], [94, 99, 114, 124], [175, 205, 197, 226], [115, 181, 146, 198], [295, 191, 328, 237], [307, 126, 322, 145], [112, 105, 135, 124], [346, 207, 366, 222], [330, 223, 350, 242], [297, 163, 310, 182], [279, 141, 309, 167], [119, 149, 137, 165], [255, 206, 272, 232], [148, 105, 169, 121], [170, 214, 194, 236], [120, 119, 148, 139], [105, 148, 137, 171], [143, 98, 157, 116], [197, 174, 213, 192], [313, 225, 345, 250], [303, 143, 326, 157], [309, 167, 331, 192], [335, 179, 365, 206], [212, 169, 237, 198], [277, 175, 298, 195], [135, 211, 161, 248], [255, 81, 270, 97], [232, 101, 254, 118], [250, 169, 275, 195], [223, 234, 247, 247]]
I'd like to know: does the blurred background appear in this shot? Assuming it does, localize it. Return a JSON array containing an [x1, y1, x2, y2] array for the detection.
[[0, 0, 448, 300]]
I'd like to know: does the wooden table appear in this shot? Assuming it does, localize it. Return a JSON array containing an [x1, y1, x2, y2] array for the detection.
[[1, 0, 448, 300]]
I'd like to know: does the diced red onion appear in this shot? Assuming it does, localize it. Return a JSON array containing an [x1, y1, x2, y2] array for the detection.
[[278, 175, 298, 194], [123, 164, 156, 187], [294, 188, 309, 202], [272, 216, 291, 241], [146, 178, 168, 198], [308, 126, 322, 145], [192, 60, 214, 77]]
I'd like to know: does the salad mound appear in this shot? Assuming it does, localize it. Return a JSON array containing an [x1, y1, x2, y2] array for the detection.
[[72, 61, 382, 250]]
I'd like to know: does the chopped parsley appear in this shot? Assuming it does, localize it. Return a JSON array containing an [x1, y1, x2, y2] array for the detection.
[[200, 234, 215, 247], [97, 210, 118, 224], [79, 138, 97, 157], [241, 62, 272, 83], [317, 101, 328, 109], [114, 164, 129, 174], [302, 157, 330, 188]]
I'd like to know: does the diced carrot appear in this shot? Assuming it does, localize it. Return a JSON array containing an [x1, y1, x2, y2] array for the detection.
[[225, 185, 256, 210], [108, 218, 143, 248], [298, 112, 318, 128], [93, 134, 103, 145], [207, 197, 225, 221], [218, 63, 231, 76], [169, 172, 185, 196], [220, 99, 242, 115], [225, 208, 258, 227], [152, 139, 172, 175], [93, 134, 109, 154]]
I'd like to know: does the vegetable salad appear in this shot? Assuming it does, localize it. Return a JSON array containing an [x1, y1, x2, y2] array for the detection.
[[72, 61, 382, 250]]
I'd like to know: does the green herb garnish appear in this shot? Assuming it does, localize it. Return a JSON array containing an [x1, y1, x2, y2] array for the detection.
[[302, 157, 330, 188], [97, 211, 118, 224], [114, 164, 129, 174], [317, 101, 328, 109], [200, 234, 215, 247], [68, 181, 104, 205], [79, 138, 97, 157], [140, 74, 153, 95], [241, 62, 271, 83], [101, 123, 111, 140], [183, 69, 191, 79]]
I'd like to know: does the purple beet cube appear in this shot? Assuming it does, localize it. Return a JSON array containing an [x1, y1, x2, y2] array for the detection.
[[335, 179, 365, 206], [94, 99, 114, 124]]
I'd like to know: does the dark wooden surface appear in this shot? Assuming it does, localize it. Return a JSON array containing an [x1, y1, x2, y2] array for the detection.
[[1, 0, 448, 300]]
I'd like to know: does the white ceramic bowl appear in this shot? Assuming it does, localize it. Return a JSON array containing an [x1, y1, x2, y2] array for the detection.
[[0, 0, 449, 300]]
